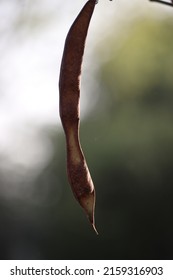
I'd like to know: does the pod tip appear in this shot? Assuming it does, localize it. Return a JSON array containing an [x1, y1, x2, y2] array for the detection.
[[87, 205, 98, 235], [79, 191, 98, 235], [92, 221, 99, 235]]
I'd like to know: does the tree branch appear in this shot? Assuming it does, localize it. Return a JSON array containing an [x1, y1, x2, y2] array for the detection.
[[149, 0, 173, 7]]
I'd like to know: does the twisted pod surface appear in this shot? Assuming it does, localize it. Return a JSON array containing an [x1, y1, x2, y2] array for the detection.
[[59, 0, 98, 234]]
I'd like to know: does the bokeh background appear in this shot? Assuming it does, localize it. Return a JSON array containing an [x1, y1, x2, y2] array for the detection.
[[0, 0, 173, 259]]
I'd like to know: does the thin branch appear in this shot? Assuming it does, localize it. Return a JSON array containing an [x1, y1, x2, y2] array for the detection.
[[149, 0, 173, 7]]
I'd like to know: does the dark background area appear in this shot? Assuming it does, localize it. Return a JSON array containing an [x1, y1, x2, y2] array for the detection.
[[0, 1, 173, 259]]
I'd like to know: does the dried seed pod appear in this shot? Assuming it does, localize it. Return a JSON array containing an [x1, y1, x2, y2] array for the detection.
[[59, 0, 98, 234]]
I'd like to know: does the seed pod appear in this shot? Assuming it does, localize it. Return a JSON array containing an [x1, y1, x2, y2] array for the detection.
[[59, 0, 98, 234]]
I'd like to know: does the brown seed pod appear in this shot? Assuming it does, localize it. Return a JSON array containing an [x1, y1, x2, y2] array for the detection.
[[59, 0, 98, 234]]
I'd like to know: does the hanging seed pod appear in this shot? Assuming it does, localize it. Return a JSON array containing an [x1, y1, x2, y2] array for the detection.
[[59, 0, 98, 234]]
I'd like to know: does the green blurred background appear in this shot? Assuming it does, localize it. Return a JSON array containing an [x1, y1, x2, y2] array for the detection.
[[0, 0, 173, 259]]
